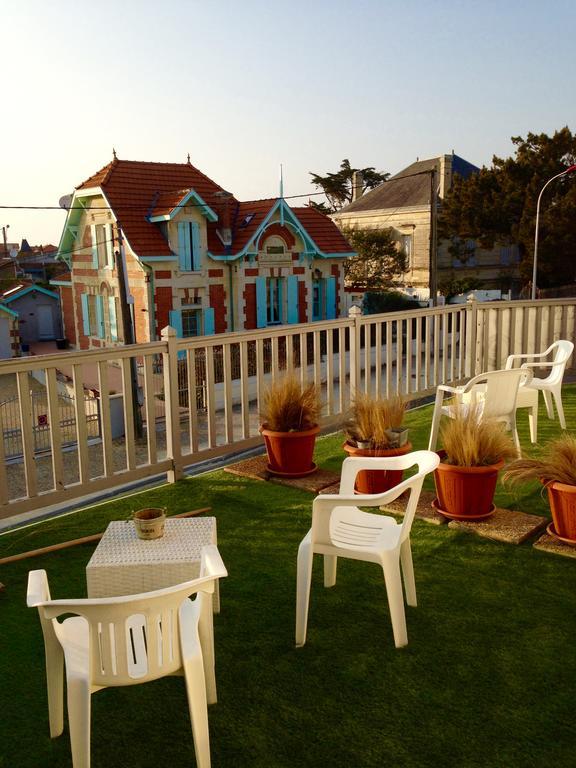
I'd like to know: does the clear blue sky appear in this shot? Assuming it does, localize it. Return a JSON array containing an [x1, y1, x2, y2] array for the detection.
[[2, 0, 575, 247]]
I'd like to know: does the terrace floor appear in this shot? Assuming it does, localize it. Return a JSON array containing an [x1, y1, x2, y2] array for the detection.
[[1, 389, 575, 767]]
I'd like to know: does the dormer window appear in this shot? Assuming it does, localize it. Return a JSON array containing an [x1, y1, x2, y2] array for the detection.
[[177, 221, 201, 272]]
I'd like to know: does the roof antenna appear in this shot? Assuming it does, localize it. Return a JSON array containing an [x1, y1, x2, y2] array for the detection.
[[187, 153, 191, 164], [112, 148, 117, 160]]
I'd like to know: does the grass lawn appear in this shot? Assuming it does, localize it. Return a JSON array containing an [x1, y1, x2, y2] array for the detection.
[[1, 387, 575, 767]]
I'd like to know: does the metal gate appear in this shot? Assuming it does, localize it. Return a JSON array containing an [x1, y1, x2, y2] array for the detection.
[[0, 390, 100, 459]]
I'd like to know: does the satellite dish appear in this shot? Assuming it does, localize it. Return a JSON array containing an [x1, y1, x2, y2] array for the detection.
[[59, 193, 73, 210]]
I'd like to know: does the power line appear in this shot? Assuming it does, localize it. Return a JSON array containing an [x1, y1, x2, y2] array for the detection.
[[0, 169, 435, 212]]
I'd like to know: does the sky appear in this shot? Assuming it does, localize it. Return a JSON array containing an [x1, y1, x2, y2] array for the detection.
[[2, 0, 575, 248]]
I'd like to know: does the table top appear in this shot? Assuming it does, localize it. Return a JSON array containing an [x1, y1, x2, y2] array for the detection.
[[87, 517, 217, 569]]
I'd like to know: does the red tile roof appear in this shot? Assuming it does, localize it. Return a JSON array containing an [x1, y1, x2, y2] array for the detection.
[[75, 159, 352, 258]]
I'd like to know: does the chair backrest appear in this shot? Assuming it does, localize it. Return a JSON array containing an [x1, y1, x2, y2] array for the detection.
[[331, 450, 440, 545], [547, 340, 574, 385], [27, 545, 226, 688], [463, 368, 531, 420]]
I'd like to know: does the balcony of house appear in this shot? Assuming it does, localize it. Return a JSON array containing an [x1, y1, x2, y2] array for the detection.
[[1, 369, 575, 767]]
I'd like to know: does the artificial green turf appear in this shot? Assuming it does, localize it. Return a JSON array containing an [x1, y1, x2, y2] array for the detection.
[[1, 388, 575, 767]]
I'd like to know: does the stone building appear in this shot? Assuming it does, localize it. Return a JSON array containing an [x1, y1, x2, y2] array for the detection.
[[332, 153, 521, 299]]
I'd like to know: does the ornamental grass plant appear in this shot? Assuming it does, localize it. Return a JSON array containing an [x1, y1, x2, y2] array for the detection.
[[259, 374, 321, 432], [503, 434, 576, 486], [345, 393, 406, 449], [439, 406, 517, 467]]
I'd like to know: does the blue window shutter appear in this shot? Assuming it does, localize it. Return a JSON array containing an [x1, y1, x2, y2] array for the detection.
[[81, 294, 91, 335], [287, 276, 299, 323], [108, 296, 117, 341], [177, 222, 192, 271], [169, 309, 183, 337], [203, 307, 215, 335], [96, 296, 105, 338], [255, 277, 267, 328], [325, 276, 336, 320], [90, 225, 98, 268], [191, 222, 201, 271]]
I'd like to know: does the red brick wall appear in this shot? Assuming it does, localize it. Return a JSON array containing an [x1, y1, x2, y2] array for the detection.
[[293, 266, 305, 275], [209, 284, 227, 334], [155, 270, 171, 279], [208, 269, 224, 278], [131, 285, 149, 342], [245, 268, 258, 277], [74, 283, 90, 350], [262, 223, 295, 247], [59, 284, 76, 346], [243, 283, 256, 329], [298, 281, 307, 323], [155, 286, 173, 336]]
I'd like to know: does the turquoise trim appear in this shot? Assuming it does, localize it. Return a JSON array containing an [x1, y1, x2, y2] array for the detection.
[[91, 224, 98, 268], [325, 276, 336, 320], [191, 221, 201, 271], [148, 189, 218, 223], [178, 222, 192, 271], [0, 303, 19, 318], [139, 256, 176, 262], [203, 307, 215, 335], [255, 277, 267, 328], [287, 276, 298, 324], [81, 294, 90, 335], [4, 285, 60, 303]]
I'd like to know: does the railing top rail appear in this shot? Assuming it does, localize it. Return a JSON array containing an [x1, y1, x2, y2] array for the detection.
[[0, 341, 168, 374]]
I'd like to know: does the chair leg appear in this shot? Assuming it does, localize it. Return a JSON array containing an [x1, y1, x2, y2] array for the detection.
[[323, 555, 337, 588], [400, 540, 417, 608], [67, 679, 91, 768], [183, 653, 211, 768], [198, 595, 217, 706], [528, 399, 538, 444], [382, 556, 408, 648], [553, 388, 567, 429], [511, 421, 521, 458], [543, 390, 554, 420], [296, 535, 314, 647], [45, 643, 64, 738], [428, 406, 441, 451]]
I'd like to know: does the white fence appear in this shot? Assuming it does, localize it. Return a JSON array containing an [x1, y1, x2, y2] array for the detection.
[[0, 298, 574, 520]]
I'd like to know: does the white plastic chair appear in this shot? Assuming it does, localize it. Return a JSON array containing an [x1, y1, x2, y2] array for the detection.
[[506, 340, 574, 436], [296, 450, 440, 649], [427, 368, 533, 455], [27, 545, 227, 768]]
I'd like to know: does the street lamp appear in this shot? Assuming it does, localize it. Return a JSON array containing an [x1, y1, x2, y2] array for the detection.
[[531, 164, 576, 300]]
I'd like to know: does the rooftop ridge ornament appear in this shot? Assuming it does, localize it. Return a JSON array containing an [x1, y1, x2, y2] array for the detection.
[[187, 153, 191, 164], [112, 148, 117, 160]]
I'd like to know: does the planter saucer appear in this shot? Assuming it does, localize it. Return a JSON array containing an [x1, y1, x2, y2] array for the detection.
[[546, 522, 576, 547], [432, 498, 496, 522], [267, 462, 317, 478]]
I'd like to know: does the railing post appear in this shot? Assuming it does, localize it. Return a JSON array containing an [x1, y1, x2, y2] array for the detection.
[[348, 304, 362, 398], [465, 297, 478, 377], [161, 325, 183, 483]]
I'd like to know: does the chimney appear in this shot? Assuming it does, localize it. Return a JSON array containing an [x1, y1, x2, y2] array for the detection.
[[214, 190, 233, 246], [351, 170, 364, 202], [439, 154, 453, 199]]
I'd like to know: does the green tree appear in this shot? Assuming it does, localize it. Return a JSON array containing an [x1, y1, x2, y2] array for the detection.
[[439, 128, 576, 288], [343, 227, 407, 290], [309, 159, 389, 213]]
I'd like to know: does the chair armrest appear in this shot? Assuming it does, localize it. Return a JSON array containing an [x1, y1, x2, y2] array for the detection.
[[436, 384, 463, 395], [506, 351, 548, 369], [199, 545, 228, 581], [520, 360, 565, 370], [26, 569, 50, 607]]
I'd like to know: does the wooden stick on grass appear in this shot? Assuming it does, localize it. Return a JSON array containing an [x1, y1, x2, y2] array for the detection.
[[0, 507, 212, 566]]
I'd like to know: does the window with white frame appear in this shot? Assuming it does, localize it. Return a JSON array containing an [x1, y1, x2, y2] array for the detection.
[[95, 223, 114, 268]]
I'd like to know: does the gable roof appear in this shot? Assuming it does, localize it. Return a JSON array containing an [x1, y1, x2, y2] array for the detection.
[[72, 158, 352, 260], [337, 154, 479, 214], [2, 283, 59, 303]]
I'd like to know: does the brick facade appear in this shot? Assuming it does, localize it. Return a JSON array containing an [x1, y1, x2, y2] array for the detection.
[[155, 286, 173, 335], [209, 284, 227, 334], [243, 283, 256, 329]]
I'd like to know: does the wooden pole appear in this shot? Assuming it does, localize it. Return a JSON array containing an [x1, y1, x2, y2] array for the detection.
[[0, 507, 212, 565]]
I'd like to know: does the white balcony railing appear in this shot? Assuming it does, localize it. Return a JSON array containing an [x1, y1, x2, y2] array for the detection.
[[0, 298, 574, 521]]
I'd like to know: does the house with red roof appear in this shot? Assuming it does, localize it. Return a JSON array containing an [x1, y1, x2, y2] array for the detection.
[[55, 155, 355, 349]]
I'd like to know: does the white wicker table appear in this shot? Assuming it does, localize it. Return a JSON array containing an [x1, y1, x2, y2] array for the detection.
[[86, 517, 219, 610]]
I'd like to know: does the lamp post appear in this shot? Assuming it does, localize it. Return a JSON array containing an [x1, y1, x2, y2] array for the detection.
[[531, 164, 576, 300]]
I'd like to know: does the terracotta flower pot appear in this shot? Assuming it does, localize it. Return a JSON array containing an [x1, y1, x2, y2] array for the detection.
[[133, 508, 166, 540], [260, 424, 319, 477], [545, 480, 576, 542], [342, 441, 413, 494], [433, 451, 503, 520]]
